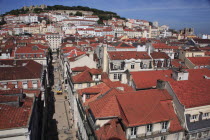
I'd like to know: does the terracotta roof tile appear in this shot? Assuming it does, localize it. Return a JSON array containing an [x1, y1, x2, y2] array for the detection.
[[187, 57, 210, 66], [0, 60, 43, 81], [131, 69, 210, 89], [151, 52, 170, 59], [0, 97, 33, 129], [0, 95, 18, 103], [95, 119, 126, 140], [108, 51, 151, 60], [169, 79, 210, 108], [71, 66, 90, 72]]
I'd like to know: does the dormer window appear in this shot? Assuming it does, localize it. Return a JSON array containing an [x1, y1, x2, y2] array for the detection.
[[95, 75, 98, 79], [86, 94, 90, 99], [147, 124, 152, 132], [162, 121, 168, 132], [203, 112, 209, 119], [191, 114, 198, 122], [131, 64, 135, 69]]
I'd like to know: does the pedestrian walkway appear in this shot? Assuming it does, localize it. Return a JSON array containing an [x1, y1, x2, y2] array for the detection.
[[47, 58, 77, 140]]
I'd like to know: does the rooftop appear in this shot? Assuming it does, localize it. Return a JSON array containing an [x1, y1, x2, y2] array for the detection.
[[108, 51, 151, 60]]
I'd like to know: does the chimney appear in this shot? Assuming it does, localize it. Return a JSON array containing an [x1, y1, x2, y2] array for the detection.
[[156, 79, 166, 89], [172, 68, 189, 81]]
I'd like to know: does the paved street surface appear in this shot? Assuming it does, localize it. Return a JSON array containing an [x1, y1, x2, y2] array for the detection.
[[47, 58, 77, 140]]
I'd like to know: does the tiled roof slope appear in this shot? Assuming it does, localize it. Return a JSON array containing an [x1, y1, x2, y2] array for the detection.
[[95, 119, 126, 140], [131, 69, 210, 89], [89, 89, 183, 132], [151, 52, 170, 59], [77, 79, 133, 106], [72, 68, 108, 83], [0, 97, 33, 129], [187, 57, 210, 66], [169, 79, 210, 108], [71, 66, 90, 72], [108, 51, 151, 60], [0, 60, 42, 80], [0, 95, 18, 103]]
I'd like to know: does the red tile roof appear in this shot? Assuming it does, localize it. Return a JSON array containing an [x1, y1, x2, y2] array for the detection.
[[95, 119, 126, 140], [72, 68, 108, 83], [152, 43, 179, 50], [169, 79, 210, 108], [15, 46, 45, 54], [0, 60, 43, 81], [0, 95, 18, 103], [89, 89, 183, 132], [77, 79, 133, 106], [108, 51, 151, 60], [131, 69, 210, 89], [89, 93, 122, 118], [0, 89, 22, 95], [110, 42, 136, 49], [151, 52, 170, 59], [71, 66, 90, 72], [171, 59, 187, 69], [0, 97, 33, 129], [187, 57, 210, 66]]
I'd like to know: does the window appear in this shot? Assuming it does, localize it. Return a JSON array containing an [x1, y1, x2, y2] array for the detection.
[[86, 94, 90, 99], [191, 115, 198, 120], [131, 64, 135, 69], [191, 133, 197, 138], [131, 127, 137, 136], [162, 121, 168, 130], [95, 75, 99, 79], [78, 84, 82, 88], [140, 62, 143, 68], [203, 131, 208, 136], [22, 82, 28, 89], [203, 113, 209, 118], [87, 83, 91, 87], [161, 136, 166, 140], [147, 124, 152, 132], [32, 81, 38, 89], [114, 74, 118, 79]]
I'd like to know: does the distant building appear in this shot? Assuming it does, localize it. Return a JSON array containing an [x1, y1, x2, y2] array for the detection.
[[45, 33, 62, 52]]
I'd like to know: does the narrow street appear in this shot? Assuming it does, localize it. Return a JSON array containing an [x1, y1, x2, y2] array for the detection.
[[47, 57, 77, 140]]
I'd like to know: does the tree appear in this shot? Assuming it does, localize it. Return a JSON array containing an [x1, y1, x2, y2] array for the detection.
[[97, 20, 104, 25], [0, 17, 6, 25], [75, 11, 83, 16], [33, 8, 43, 14]]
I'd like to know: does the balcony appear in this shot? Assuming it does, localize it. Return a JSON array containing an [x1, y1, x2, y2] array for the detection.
[[110, 62, 126, 72], [129, 135, 137, 139]]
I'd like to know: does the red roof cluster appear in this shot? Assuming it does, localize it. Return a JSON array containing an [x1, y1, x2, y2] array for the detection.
[[89, 89, 183, 132], [131, 69, 210, 89]]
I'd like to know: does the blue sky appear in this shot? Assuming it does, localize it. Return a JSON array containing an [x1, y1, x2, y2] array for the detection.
[[0, 0, 210, 34]]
